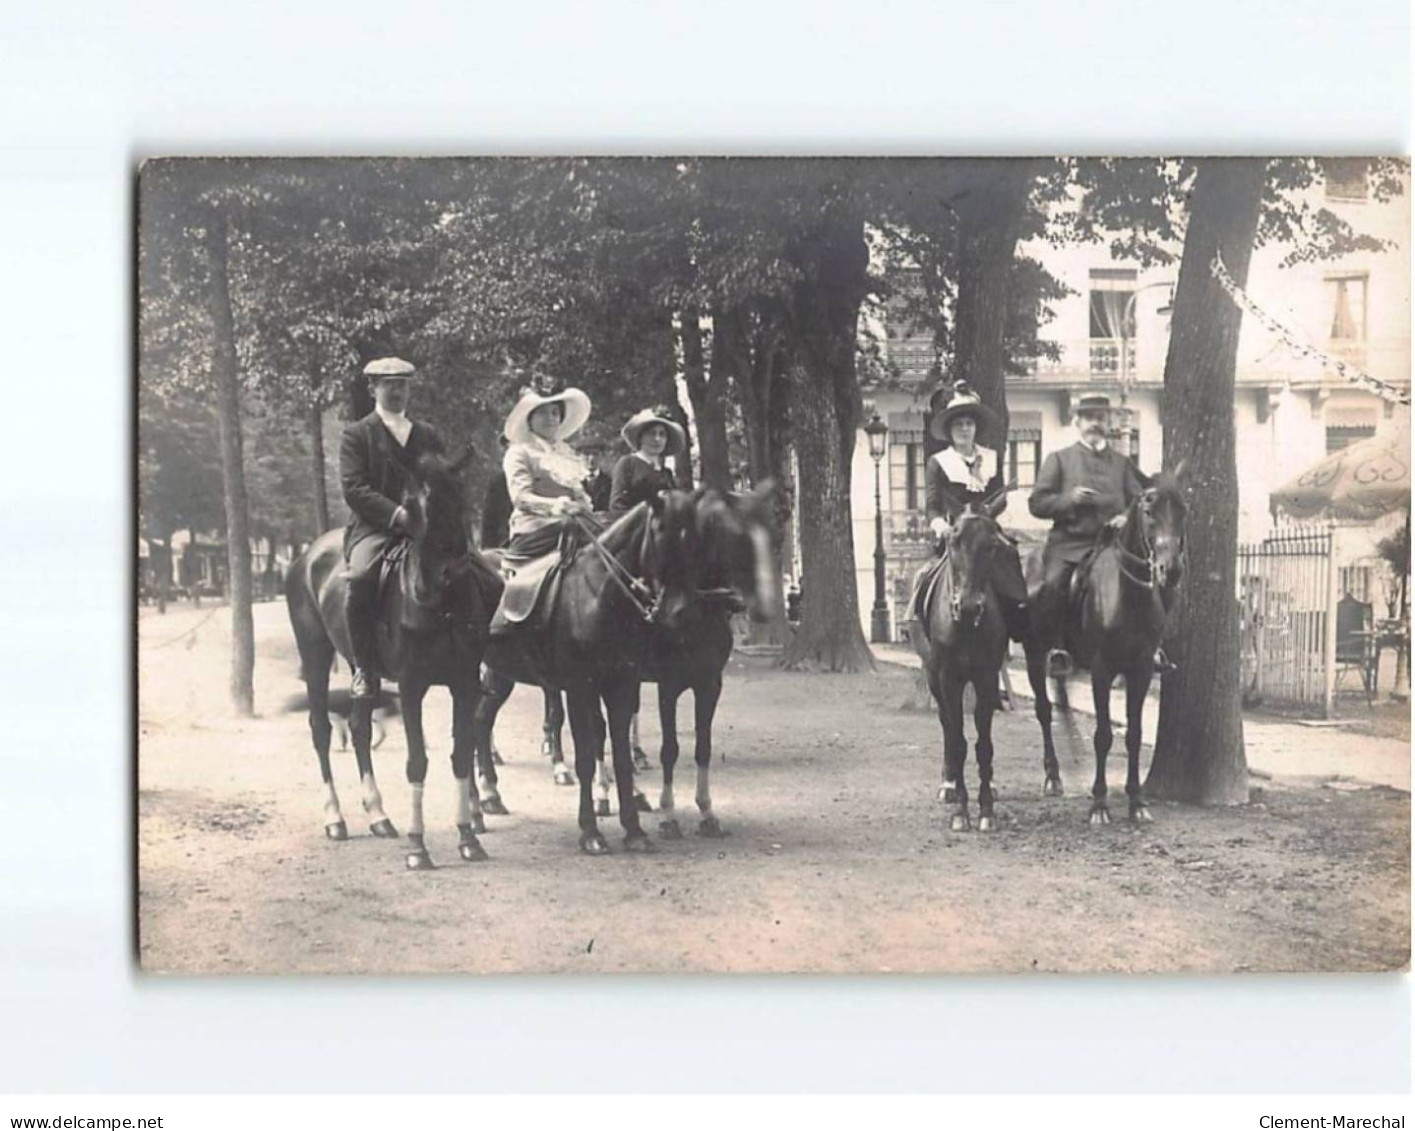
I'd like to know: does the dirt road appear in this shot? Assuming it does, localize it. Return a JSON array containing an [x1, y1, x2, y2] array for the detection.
[[137, 602, 1410, 974]]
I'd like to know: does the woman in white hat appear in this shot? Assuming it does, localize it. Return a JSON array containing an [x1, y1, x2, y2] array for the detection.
[[913, 384, 1028, 641], [609, 407, 686, 518], [501, 382, 597, 562]]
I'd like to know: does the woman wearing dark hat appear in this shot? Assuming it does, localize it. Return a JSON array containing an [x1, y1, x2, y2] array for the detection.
[[609, 407, 686, 518], [912, 385, 1029, 641], [501, 382, 597, 563]]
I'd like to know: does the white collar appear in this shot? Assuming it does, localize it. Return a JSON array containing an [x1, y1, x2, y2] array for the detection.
[[376, 404, 410, 430], [936, 445, 995, 486], [634, 451, 664, 470], [1081, 437, 1108, 453]]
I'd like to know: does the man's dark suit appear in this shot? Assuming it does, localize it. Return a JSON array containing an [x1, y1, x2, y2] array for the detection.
[[340, 410, 446, 565]]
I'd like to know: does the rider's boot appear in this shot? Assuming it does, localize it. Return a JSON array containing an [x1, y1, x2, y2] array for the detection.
[[345, 575, 381, 700]]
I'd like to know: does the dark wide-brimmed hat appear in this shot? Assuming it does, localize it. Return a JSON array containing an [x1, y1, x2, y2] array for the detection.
[[929, 385, 1000, 442], [1074, 393, 1113, 419], [621, 408, 686, 457], [363, 357, 418, 380], [503, 385, 592, 445]]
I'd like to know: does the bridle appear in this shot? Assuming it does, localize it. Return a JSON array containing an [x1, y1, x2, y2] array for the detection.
[[1114, 494, 1185, 592], [570, 511, 664, 623], [945, 512, 996, 629]]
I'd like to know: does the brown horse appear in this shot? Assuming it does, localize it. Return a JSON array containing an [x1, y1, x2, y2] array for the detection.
[[284, 451, 502, 869], [1022, 468, 1187, 824], [919, 493, 1011, 833], [471, 492, 703, 855]]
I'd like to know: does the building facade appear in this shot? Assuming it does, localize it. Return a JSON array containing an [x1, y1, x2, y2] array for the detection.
[[846, 168, 1411, 641]]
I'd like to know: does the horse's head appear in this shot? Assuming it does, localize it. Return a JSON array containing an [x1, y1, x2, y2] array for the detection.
[[1134, 461, 1187, 591], [943, 492, 1008, 626], [692, 481, 782, 624], [631, 489, 703, 631], [403, 448, 472, 556]]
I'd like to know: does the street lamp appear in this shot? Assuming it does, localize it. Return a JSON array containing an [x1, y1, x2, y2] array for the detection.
[[1116, 280, 1176, 457], [864, 410, 891, 644]]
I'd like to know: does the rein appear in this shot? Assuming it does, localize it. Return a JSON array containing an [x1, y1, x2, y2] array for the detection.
[[570, 513, 661, 622], [1112, 501, 1184, 593]]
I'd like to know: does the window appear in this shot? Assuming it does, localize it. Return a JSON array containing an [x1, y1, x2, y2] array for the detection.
[[1339, 566, 1372, 603], [1006, 412, 1042, 489], [887, 414, 927, 513], [1089, 268, 1137, 376], [1326, 273, 1368, 342], [1323, 159, 1370, 203]]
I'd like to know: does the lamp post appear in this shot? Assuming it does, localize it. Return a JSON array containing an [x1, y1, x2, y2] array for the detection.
[[1116, 280, 1175, 456], [865, 410, 891, 643]]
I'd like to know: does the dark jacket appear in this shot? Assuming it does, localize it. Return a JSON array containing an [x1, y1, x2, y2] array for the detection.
[[925, 445, 1006, 523], [480, 471, 513, 550], [1029, 441, 1144, 562], [340, 411, 445, 553], [609, 454, 677, 517]]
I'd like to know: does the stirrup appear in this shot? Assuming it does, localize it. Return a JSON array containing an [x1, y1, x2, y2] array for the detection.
[[1154, 648, 1177, 673], [1046, 649, 1072, 677]]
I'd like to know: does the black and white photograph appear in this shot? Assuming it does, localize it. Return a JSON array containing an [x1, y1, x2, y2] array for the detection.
[[136, 156, 1410, 976]]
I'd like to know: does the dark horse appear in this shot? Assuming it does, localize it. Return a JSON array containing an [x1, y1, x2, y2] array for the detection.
[[1021, 467, 1187, 824], [472, 492, 702, 855], [636, 485, 780, 839], [918, 492, 1011, 833], [284, 451, 502, 869]]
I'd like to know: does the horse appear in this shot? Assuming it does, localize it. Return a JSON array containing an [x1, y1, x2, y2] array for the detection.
[[635, 484, 780, 839], [917, 492, 1012, 833], [471, 491, 703, 855], [1021, 467, 1187, 824], [284, 450, 502, 869]]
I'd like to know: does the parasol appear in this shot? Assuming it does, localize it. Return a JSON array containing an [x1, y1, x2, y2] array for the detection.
[[1270, 424, 1410, 522]]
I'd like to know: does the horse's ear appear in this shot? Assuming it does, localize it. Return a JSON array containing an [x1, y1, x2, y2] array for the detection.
[[1170, 458, 1188, 482], [449, 444, 476, 475], [984, 492, 1008, 520], [1134, 467, 1155, 490]]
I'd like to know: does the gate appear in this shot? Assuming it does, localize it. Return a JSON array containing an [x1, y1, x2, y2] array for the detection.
[[1238, 526, 1336, 713]]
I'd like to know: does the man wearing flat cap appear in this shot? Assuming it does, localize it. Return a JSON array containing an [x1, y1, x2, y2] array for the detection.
[[340, 357, 445, 698], [1028, 392, 1143, 675]]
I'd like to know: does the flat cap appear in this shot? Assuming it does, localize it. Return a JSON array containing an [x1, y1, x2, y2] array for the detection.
[[363, 357, 417, 378]]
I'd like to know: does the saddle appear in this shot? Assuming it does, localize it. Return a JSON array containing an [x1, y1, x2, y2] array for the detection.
[[489, 552, 564, 637]]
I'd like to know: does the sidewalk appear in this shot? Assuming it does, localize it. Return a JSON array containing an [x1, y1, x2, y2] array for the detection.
[[872, 642, 1411, 793]]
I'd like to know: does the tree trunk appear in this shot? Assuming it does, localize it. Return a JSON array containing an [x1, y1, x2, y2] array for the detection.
[[949, 160, 1035, 445], [1147, 159, 1265, 804], [310, 400, 331, 533], [780, 211, 874, 672], [681, 307, 731, 492], [206, 207, 256, 717]]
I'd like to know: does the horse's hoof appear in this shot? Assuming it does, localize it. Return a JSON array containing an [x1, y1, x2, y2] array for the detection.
[[1131, 805, 1153, 824], [1043, 777, 1063, 798], [624, 832, 656, 853], [950, 813, 972, 833], [553, 767, 575, 787], [696, 815, 727, 839], [406, 849, 435, 871], [369, 818, 399, 839], [659, 818, 683, 840], [481, 797, 509, 817], [458, 838, 489, 863], [579, 832, 611, 856], [595, 799, 611, 818], [633, 793, 653, 813], [1089, 807, 1111, 826], [978, 815, 996, 833], [938, 784, 958, 804], [325, 821, 348, 842], [632, 747, 652, 772]]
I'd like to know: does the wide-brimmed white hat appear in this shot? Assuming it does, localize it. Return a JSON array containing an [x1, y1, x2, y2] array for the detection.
[[621, 408, 686, 457], [503, 386, 592, 445]]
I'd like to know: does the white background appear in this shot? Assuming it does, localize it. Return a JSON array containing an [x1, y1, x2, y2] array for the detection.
[[0, 0, 1409, 1095]]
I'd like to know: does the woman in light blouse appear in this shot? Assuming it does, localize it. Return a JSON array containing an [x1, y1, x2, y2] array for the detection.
[[501, 384, 597, 563]]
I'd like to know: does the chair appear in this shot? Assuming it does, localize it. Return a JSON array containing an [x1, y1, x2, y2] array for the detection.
[[1334, 593, 1378, 704]]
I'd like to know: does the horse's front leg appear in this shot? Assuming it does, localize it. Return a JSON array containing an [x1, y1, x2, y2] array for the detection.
[[1125, 665, 1154, 823], [451, 675, 489, 860], [973, 668, 1000, 832], [1024, 636, 1063, 797], [937, 667, 971, 832], [399, 678, 433, 868], [693, 674, 726, 838], [657, 680, 684, 838], [606, 675, 652, 851], [1089, 665, 1115, 826], [350, 690, 397, 840], [566, 685, 609, 855], [472, 666, 512, 814]]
